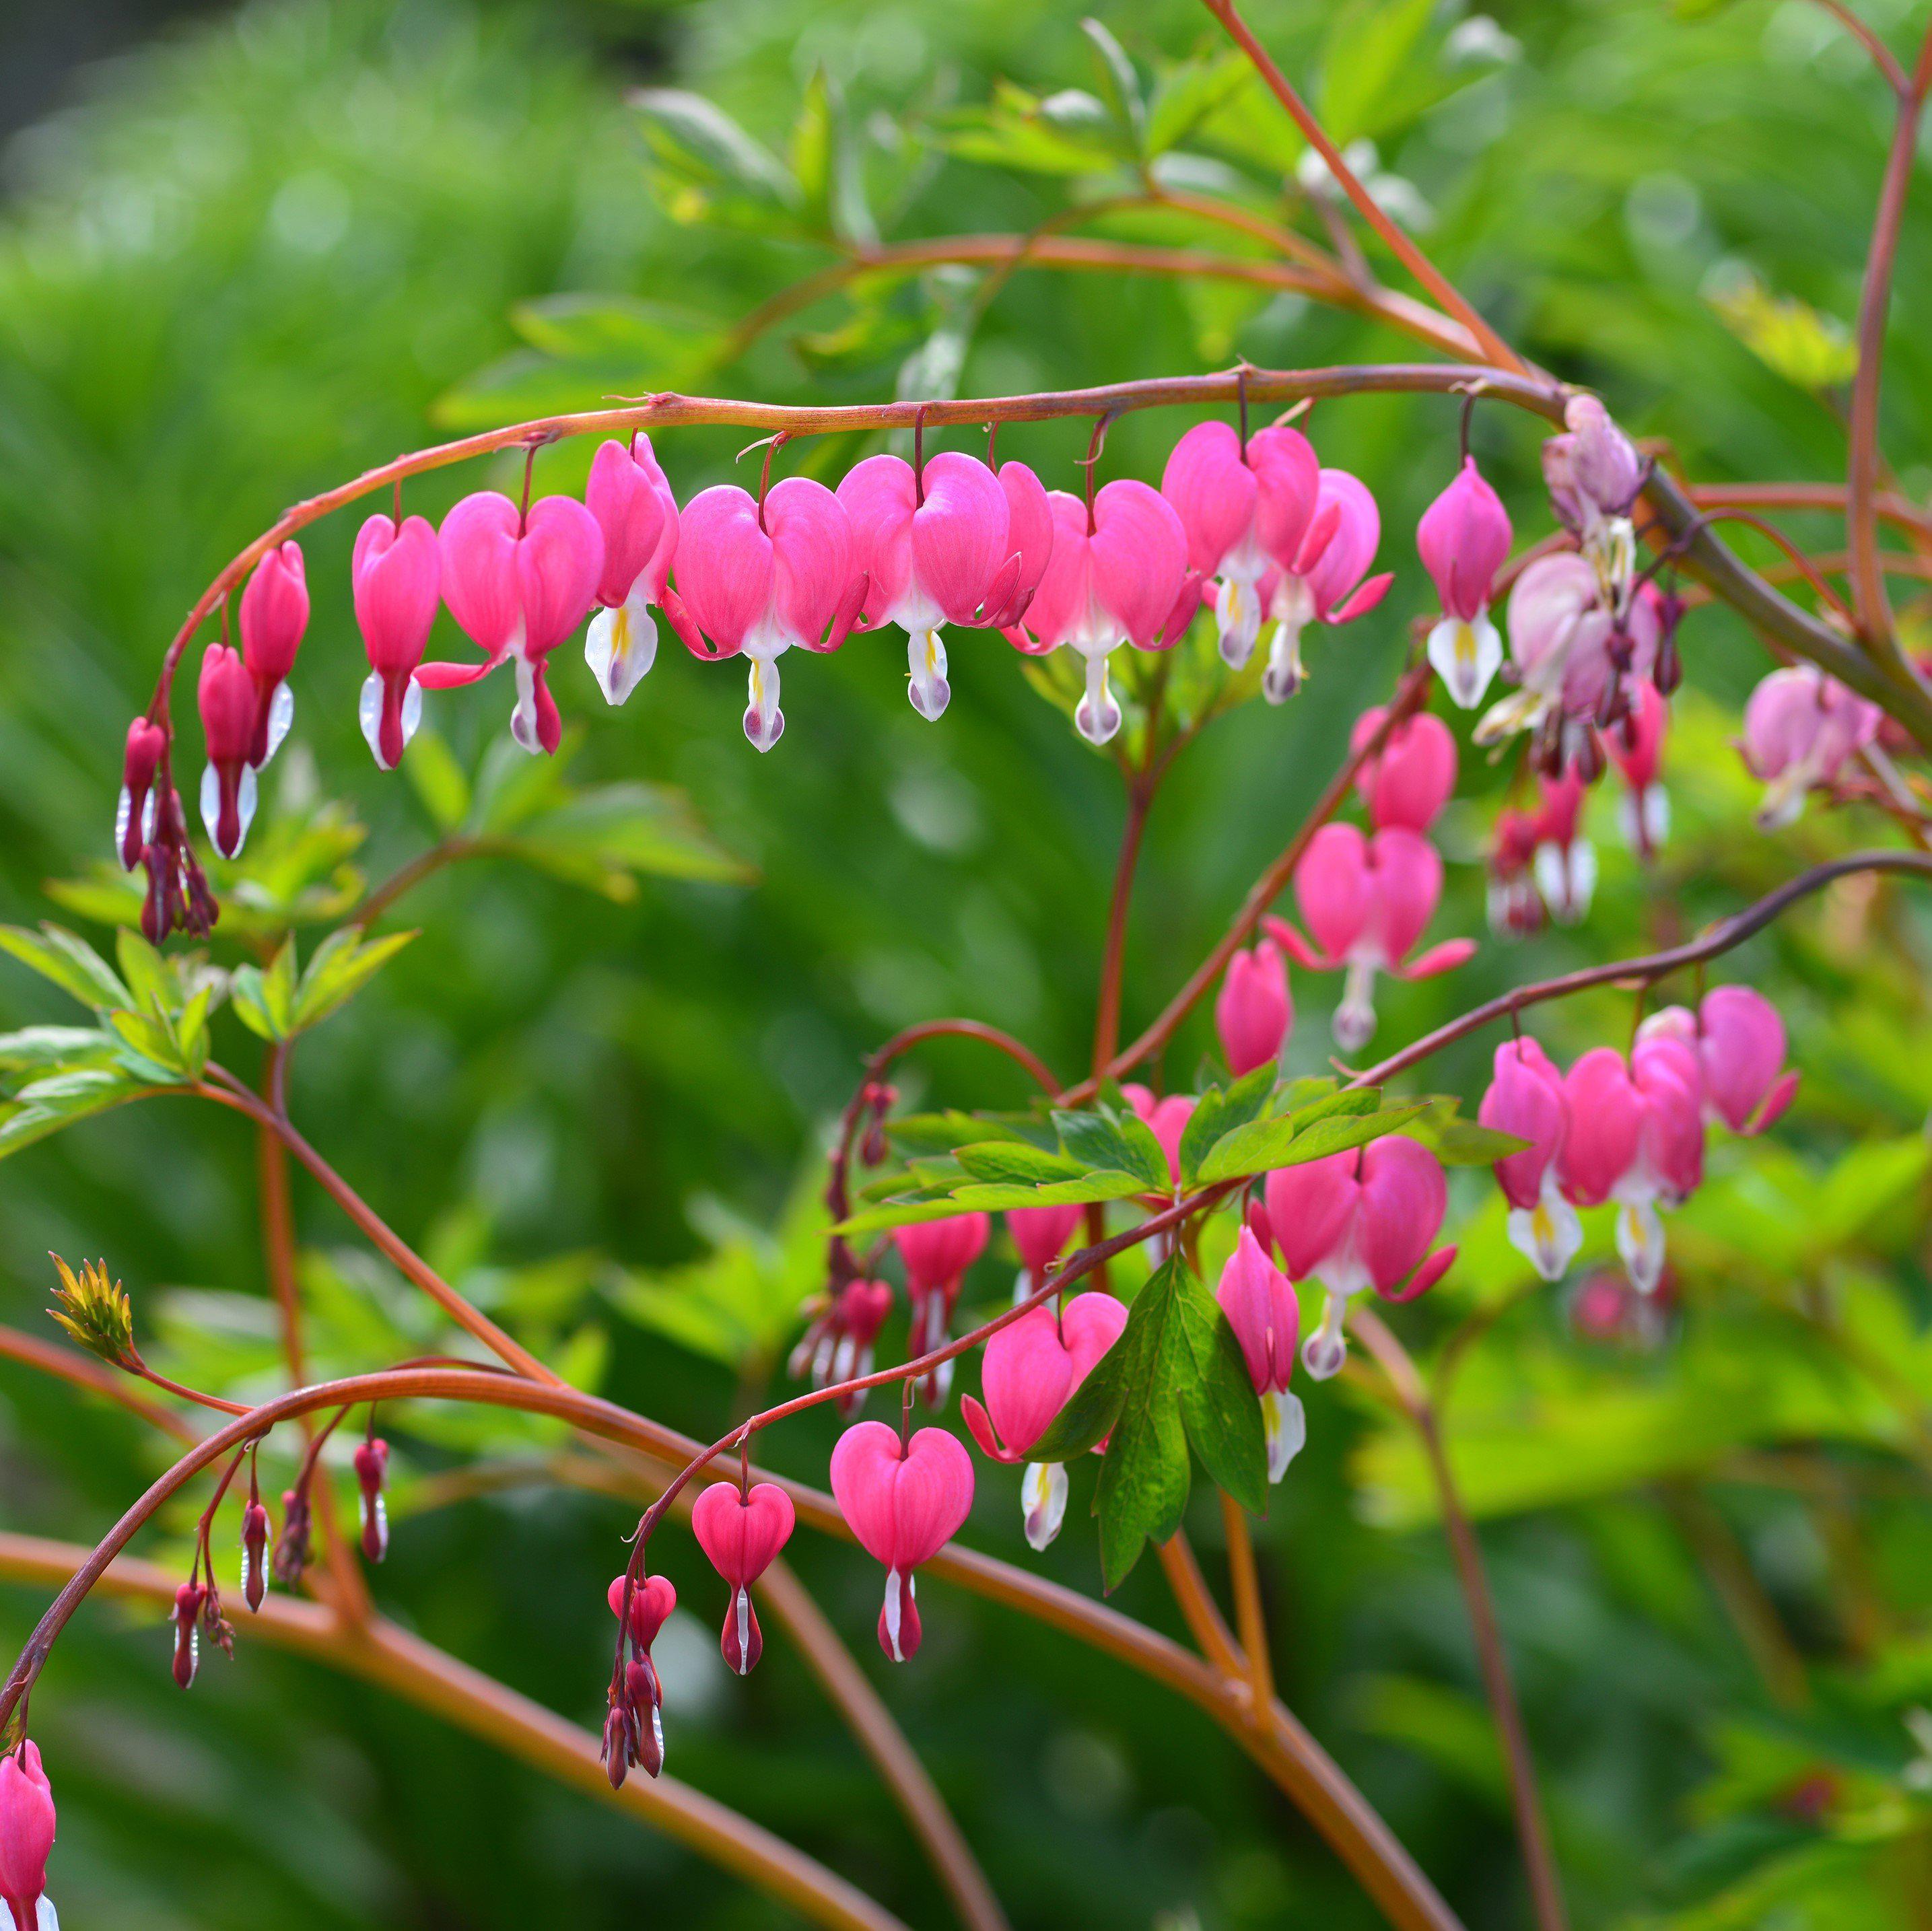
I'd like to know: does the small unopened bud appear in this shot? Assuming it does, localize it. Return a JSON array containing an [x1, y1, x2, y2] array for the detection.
[[626, 1658, 666, 1778], [273, 1486, 313, 1586], [170, 1581, 207, 1689], [354, 1437, 390, 1563], [201, 1582, 236, 1660], [240, 1499, 271, 1611], [601, 1705, 633, 1790]]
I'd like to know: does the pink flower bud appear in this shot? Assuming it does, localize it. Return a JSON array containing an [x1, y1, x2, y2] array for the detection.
[[893, 1214, 990, 1297], [353, 1437, 389, 1564], [584, 435, 679, 707], [1530, 771, 1596, 926], [1740, 665, 1879, 827], [116, 717, 167, 872], [1542, 396, 1643, 532], [1694, 986, 1797, 1135], [692, 1480, 796, 1674], [1004, 480, 1187, 746], [196, 642, 258, 859], [1006, 1203, 1082, 1296], [1478, 1039, 1581, 1281], [1609, 681, 1669, 857], [1418, 458, 1511, 708], [0, 1739, 56, 1931], [1264, 1138, 1450, 1378], [1215, 1228, 1305, 1482], [960, 1293, 1126, 1548], [352, 512, 440, 770], [1486, 809, 1543, 938], [663, 477, 864, 751], [829, 1421, 975, 1661], [238, 540, 308, 769], [1214, 939, 1292, 1076], [1350, 707, 1458, 832]]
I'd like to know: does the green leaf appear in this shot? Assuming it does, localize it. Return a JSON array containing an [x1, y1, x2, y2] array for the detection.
[[499, 782, 754, 894], [0, 1067, 143, 1159], [1195, 1098, 1430, 1184], [833, 1169, 1146, 1236], [291, 929, 417, 1032], [1177, 1064, 1279, 1184], [1709, 273, 1858, 392], [1145, 50, 1253, 155], [1093, 1257, 1195, 1590], [228, 966, 280, 1042], [0, 924, 132, 1011], [1080, 17, 1147, 151], [631, 87, 800, 231], [1029, 1345, 1130, 1461], [1406, 1118, 1530, 1166], [0, 1026, 106, 1072], [114, 929, 172, 1017], [1172, 1265, 1268, 1512], [1054, 1107, 1169, 1192], [954, 1141, 1089, 1187]]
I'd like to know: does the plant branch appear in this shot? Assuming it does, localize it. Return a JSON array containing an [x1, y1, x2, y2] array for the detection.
[[1352, 1308, 1566, 1931], [1218, 1492, 1274, 1710], [0, 1325, 197, 1444]]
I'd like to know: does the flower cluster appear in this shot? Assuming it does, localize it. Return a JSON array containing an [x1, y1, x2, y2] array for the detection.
[[1478, 985, 1795, 1292]]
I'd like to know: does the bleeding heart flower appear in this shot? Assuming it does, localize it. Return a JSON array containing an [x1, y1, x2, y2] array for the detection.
[[1161, 420, 1321, 670], [1255, 469, 1393, 705], [691, 1479, 796, 1675], [352, 512, 440, 770], [584, 435, 679, 707], [1006, 1203, 1082, 1303], [1122, 1086, 1197, 1189], [839, 451, 1014, 722], [606, 1572, 677, 1781], [790, 1277, 897, 1407], [1266, 823, 1474, 1049], [1002, 480, 1187, 746], [662, 477, 865, 751], [0, 1739, 56, 1931], [830, 1421, 975, 1661], [981, 461, 1056, 629], [894, 1214, 991, 1407], [1351, 707, 1458, 832], [116, 717, 166, 873], [1418, 458, 1512, 708], [1740, 665, 1879, 828], [1265, 1138, 1454, 1378], [1644, 987, 1798, 1136], [353, 1437, 389, 1564], [1214, 938, 1292, 1076], [238, 541, 308, 769], [1216, 1227, 1306, 1482], [1478, 1038, 1581, 1281], [1530, 771, 1595, 926], [1609, 680, 1669, 857], [1542, 396, 1645, 597], [423, 491, 606, 756], [1486, 807, 1543, 938], [961, 1293, 1127, 1548], [1556, 1042, 1702, 1292], [197, 642, 258, 859]]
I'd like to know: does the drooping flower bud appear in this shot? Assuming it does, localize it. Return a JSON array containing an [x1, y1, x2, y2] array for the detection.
[[1006, 1203, 1082, 1304], [1739, 665, 1879, 828], [352, 512, 440, 770], [0, 1738, 57, 1931], [240, 1495, 271, 1613], [116, 718, 167, 873], [170, 1580, 207, 1689], [960, 1294, 1127, 1548], [1530, 771, 1595, 926], [196, 643, 258, 859], [607, 1572, 676, 1776], [830, 1422, 975, 1661], [1351, 707, 1458, 833], [691, 1480, 796, 1675], [1215, 1228, 1306, 1483], [893, 1214, 990, 1408], [1418, 457, 1511, 708], [1608, 681, 1669, 857], [238, 540, 308, 769], [273, 1485, 312, 1588], [1214, 939, 1292, 1076], [1478, 1038, 1581, 1281], [1486, 808, 1542, 938], [353, 1437, 390, 1564]]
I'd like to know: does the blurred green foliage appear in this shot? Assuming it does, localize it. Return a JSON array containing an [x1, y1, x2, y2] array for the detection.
[[4, 0, 1932, 1928]]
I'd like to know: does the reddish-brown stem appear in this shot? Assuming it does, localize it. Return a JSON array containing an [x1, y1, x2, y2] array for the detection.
[[0, 1531, 907, 1931], [1352, 1310, 1566, 1931], [256, 1047, 374, 1623], [1218, 1493, 1274, 1710], [1198, 0, 1526, 375], [1802, 0, 1910, 92], [1353, 849, 1932, 1090], [0, 1325, 195, 1444], [1093, 772, 1156, 1071], [759, 1562, 1011, 1931], [1687, 480, 1932, 544], [1845, 28, 1932, 649]]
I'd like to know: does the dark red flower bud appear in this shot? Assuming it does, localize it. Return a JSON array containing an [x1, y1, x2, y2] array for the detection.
[[170, 1580, 207, 1688], [118, 717, 167, 872], [241, 1498, 271, 1611], [353, 1437, 390, 1563], [601, 1705, 633, 1790], [273, 1486, 313, 1587]]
